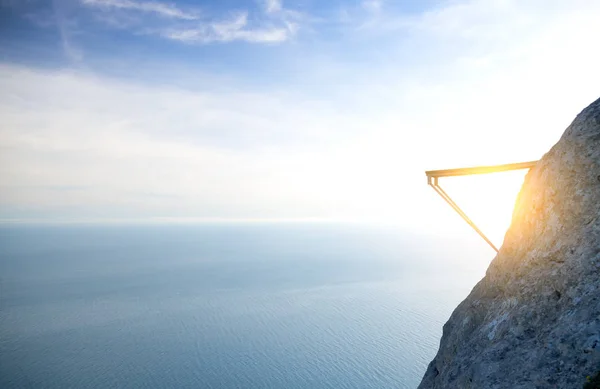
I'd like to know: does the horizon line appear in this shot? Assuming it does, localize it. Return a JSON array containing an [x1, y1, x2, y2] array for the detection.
[[0, 217, 345, 226]]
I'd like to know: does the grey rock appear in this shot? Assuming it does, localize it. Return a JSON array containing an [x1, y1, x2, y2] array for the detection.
[[418, 97, 600, 389]]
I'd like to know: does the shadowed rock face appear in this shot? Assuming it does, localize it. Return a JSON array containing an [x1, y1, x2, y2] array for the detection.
[[418, 97, 600, 389]]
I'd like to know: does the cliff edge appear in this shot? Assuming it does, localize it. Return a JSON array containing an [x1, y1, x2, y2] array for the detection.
[[418, 97, 600, 389]]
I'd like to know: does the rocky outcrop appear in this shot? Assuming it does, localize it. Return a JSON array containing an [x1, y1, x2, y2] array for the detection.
[[418, 97, 600, 389]]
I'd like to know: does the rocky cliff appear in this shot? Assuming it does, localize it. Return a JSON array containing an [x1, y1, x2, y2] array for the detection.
[[418, 97, 600, 389]]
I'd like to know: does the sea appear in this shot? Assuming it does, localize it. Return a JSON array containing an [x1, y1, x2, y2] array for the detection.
[[0, 223, 491, 388]]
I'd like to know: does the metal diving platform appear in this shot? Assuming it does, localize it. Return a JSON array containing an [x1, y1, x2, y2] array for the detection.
[[425, 161, 538, 252]]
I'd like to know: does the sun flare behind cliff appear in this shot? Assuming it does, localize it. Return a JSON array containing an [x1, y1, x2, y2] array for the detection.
[[429, 169, 531, 249]]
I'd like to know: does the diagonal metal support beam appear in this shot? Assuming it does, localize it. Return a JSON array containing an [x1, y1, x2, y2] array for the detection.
[[428, 176, 499, 252], [425, 161, 538, 253]]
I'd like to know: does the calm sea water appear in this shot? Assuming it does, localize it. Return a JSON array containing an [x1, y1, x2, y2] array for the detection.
[[0, 224, 490, 388]]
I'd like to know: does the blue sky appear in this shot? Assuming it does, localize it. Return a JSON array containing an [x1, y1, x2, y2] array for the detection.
[[1, 0, 600, 235]]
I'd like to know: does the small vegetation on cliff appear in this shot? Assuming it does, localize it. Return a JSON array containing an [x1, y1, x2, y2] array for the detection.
[[584, 372, 600, 389]]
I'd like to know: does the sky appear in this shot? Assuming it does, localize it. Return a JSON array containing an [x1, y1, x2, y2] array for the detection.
[[1, 0, 600, 240]]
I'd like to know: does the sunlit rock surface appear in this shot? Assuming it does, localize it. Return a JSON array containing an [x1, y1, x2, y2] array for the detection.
[[418, 97, 600, 389]]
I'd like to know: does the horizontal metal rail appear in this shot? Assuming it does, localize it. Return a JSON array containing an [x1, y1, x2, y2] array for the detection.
[[426, 160, 538, 252], [426, 161, 538, 178]]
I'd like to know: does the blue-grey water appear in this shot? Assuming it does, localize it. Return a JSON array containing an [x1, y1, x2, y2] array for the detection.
[[0, 224, 490, 388]]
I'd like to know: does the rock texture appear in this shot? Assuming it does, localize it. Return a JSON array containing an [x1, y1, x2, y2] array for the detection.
[[418, 97, 600, 389]]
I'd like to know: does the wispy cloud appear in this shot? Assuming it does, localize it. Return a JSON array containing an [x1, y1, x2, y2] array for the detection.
[[78, 0, 303, 44], [159, 0, 304, 44], [0, 64, 383, 222], [52, 0, 84, 62], [264, 0, 282, 15], [160, 12, 290, 44], [361, 0, 382, 14], [81, 0, 198, 20]]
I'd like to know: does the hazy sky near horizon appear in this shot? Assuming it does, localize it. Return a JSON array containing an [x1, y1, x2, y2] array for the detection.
[[1, 0, 600, 234]]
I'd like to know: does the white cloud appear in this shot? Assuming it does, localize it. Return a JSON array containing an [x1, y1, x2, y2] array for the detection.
[[264, 0, 282, 14], [0, 65, 389, 222], [48, 0, 84, 63], [161, 12, 290, 44], [81, 0, 198, 20], [361, 0, 382, 14], [56, 19, 83, 62], [79, 0, 302, 44], [159, 0, 305, 45]]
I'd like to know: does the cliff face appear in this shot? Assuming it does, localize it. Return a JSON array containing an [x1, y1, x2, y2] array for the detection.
[[418, 97, 600, 389]]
